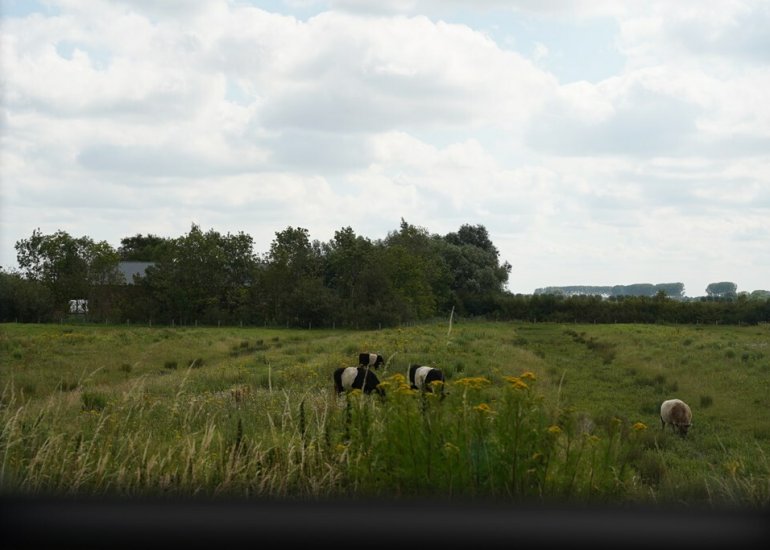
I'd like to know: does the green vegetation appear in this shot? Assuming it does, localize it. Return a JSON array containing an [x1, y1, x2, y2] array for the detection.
[[1, 221, 511, 327], [3, 224, 768, 328], [1, 321, 769, 509]]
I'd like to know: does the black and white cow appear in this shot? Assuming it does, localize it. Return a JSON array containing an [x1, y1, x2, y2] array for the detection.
[[408, 364, 445, 395], [333, 366, 385, 397], [358, 353, 385, 369]]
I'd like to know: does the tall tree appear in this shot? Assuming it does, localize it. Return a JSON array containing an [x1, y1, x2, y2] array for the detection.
[[440, 223, 511, 314], [383, 219, 452, 320], [144, 224, 257, 322], [323, 227, 374, 314], [14, 228, 121, 313], [445, 223, 496, 253], [655, 282, 685, 299], [118, 234, 173, 261], [261, 226, 330, 326], [706, 281, 738, 299], [0, 269, 53, 322]]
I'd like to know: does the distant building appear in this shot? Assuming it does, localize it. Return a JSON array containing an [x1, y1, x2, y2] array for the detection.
[[68, 299, 88, 314], [117, 261, 155, 284]]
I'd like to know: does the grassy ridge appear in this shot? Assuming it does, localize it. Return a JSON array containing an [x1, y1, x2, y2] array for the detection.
[[1, 320, 769, 507]]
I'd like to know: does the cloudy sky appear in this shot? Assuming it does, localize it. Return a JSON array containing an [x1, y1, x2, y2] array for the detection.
[[1, 0, 769, 296]]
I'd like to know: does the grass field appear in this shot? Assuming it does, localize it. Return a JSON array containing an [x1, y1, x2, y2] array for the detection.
[[1, 319, 769, 509]]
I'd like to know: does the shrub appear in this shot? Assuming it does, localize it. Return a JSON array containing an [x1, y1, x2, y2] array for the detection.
[[58, 379, 79, 392], [81, 391, 107, 412], [637, 451, 667, 486]]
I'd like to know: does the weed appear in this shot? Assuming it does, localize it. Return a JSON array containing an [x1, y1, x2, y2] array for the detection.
[[81, 391, 107, 412]]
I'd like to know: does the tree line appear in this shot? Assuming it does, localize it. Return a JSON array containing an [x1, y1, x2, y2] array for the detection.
[[1, 221, 768, 327], [534, 281, 768, 300]]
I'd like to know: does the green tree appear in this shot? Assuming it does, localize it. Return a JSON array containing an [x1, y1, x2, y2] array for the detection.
[[145, 224, 258, 323], [14, 228, 121, 314], [654, 283, 685, 299], [322, 227, 377, 323], [440, 223, 511, 314], [261, 226, 330, 326], [118, 234, 173, 261], [0, 269, 53, 322], [445, 223, 496, 253], [706, 281, 738, 299], [382, 219, 452, 320], [612, 283, 657, 297]]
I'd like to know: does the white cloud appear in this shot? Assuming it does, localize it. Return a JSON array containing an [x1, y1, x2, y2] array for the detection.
[[527, 76, 702, 157], [253, 12, 554, 135], [616, 0, 770, 67], [1, 0, 769, 295]]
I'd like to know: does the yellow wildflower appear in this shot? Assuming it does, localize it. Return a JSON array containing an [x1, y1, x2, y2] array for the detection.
[[725, 460, 741, 476], [547, 425, 562, 435], [632, 422, 647, 432], [503, 376, 528, 390], [453, 376, 490, 389], [520, 371, 536, 381], [474, 402, 493, 414]]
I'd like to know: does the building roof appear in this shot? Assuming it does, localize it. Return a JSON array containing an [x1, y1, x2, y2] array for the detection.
[[117, 261, 155, 284]]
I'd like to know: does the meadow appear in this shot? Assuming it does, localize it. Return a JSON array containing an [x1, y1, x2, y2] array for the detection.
[[1, 319, 769, 510]]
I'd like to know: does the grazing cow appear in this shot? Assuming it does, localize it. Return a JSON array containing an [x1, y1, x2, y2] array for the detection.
[[660, 398, 693, 437], [359, 353, 385, 369], [408, 364, 445, 395], [333, 366, 385, 397]]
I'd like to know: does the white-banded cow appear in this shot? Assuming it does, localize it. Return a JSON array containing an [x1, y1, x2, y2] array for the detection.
[[333, 366, 385, 397], [358, 353, 385, 369], [408, 364, 445, 396], [660, 398, 693, 438]]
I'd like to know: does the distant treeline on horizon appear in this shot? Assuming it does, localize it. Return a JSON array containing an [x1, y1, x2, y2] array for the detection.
[[533, 282, 770, 300]]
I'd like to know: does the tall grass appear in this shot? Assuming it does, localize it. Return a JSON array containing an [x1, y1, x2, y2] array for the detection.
[[1, 320, 769, 508], [0, 368, 650, 504]]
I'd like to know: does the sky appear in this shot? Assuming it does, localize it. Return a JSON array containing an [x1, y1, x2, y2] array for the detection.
[[1, 0, 769, 297]]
